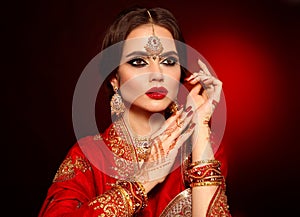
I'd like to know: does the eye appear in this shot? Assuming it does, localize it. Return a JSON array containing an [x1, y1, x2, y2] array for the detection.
[[127, 58, 148, 67], [161, 57, 178, 66]]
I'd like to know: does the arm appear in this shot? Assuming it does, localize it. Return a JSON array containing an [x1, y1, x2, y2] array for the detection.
[[38, 144, 147, 217], [191, 124, 217, 217], [190, 124, 230, 217], [185, 59, 231, 217]]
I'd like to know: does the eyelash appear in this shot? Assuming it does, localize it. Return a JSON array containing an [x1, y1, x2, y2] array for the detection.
[[127, 57, 148, 67], [161, 57, 178, 66], [127, 57, 178, 67]]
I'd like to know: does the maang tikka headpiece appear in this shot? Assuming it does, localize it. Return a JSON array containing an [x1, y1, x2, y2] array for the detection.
[[144, 10, 164, 60]]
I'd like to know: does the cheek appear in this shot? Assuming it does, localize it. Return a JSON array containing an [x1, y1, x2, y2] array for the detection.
[[120, 84, 143, 103], [164, 65, 181, 80], [119, 75, 147, 103], [167, 80, 180, 99], [164, 70, 181, 99], [117, 66, 130, 85]]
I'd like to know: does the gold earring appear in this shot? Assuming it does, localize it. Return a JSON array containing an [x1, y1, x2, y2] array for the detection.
[[169, 99, 179, 114], [110, 86, 125, 116]]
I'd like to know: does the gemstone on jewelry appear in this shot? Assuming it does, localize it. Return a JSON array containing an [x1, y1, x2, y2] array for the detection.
[[144, 35, 163, 57], [133, 136, 151, 161]]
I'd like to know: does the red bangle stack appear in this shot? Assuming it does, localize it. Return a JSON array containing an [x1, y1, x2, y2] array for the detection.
[[185, 160, 224, 187]]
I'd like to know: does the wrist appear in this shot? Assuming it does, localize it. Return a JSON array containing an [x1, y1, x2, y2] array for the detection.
[[192, 145, 214, 162], [116, 180, 148, 213], [192, 124, 213, 160], [184, 159, 224, 188]]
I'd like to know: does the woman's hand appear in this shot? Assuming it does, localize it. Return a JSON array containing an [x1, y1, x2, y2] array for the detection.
[[136, 106, 195, 186], [136, 59, 223, 192], [185, 59, 223, 160], [185, 59, 222, 119]]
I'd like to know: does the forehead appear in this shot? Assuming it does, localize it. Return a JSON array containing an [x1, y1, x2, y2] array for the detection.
[[127, 24, 173, 39], [122, 24, 177, 55]]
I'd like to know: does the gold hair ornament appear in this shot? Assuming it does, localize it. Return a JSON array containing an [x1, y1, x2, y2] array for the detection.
[[144, 10, 164, 60]]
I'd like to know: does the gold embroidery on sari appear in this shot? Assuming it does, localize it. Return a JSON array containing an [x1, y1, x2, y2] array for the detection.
[[102, 119, 139, 180], [93, 134, 103, 141], [53, 156, 91, 182], [160, 188, 192, 217], [206, 183, 230, 217], [88, 187, 129, 216]]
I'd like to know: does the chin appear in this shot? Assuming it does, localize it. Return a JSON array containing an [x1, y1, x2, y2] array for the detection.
[[145, 103, 170, 113], [128, 97, 172, 113]]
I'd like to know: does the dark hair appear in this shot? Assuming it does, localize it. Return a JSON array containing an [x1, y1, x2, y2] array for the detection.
[[96, 7, 187, 133], [101, 7, 185, 50]]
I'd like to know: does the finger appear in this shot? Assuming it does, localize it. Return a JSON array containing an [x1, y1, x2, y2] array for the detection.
[[206, 77, 222, 103], [185, 72, 197, 82], [151, 139, 159, 155], [212, 79, 222, 103], [151, 139, 164, 163], [162, 108, 194, 144], [189, 73, 213, 89], [163, 105, 193, 138], [199, 76, 222, 103], [151, 107, 183, 139], [198, 74, 212, 86], [198, 59, 212, 76], [189, 82, 202, 96], [201, 76, 221, 88], [186, 82, 204, 110], [150, 106, 195, 160], [158, 139, 165, 157], [188, 75, 201, 85], [201, 89, 209, 101], [201, 77, 214, 86], [167, 122, 196, 154]]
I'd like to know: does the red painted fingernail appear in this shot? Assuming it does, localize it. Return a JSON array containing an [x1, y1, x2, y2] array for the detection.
[[184, 75, 193, 81], [190, 123, 196, 129], [187, 110, 193, 117], [185, 105, 192, 112]]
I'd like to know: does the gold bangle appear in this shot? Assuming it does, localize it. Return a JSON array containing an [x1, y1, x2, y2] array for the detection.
[[114, 185, 134, 215], [189, 159, 220, 168], [190, 181, 223, 188], [116, 180, 148, 213], [135, 181, 148, 208]]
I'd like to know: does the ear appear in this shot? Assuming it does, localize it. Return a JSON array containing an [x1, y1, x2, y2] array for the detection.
[[110, 76, 119, 90]]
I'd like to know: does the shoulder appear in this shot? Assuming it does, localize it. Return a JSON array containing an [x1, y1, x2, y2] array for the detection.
[[67, 134, 104, 154], [57, 134, 105, 170], [52, 134, 105, 183], [71, 133, 114, 168]]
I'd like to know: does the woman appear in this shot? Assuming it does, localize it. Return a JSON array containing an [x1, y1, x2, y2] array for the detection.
[[38, 7, 231, 217]]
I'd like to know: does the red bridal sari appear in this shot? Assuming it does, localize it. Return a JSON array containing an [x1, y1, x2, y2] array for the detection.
[[38, 118, 230, 216]]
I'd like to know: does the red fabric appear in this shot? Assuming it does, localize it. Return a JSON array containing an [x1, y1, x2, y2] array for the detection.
[[38, 124, 228, 217]]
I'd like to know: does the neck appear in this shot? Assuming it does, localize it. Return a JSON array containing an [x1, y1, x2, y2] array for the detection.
[[123, 106, 165, 137]]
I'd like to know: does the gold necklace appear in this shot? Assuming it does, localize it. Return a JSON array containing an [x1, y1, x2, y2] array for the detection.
[[132, 135, 151, 161], [121, 113, 152, 161]]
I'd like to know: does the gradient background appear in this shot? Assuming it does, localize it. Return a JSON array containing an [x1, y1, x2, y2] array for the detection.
[[2, 0, 300, 216]]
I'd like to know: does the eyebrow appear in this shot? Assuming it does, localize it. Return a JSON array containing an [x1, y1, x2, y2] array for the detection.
[[125, 51, 179, 58], [160, 51, 179, 57], [125, 51, 148, 58]]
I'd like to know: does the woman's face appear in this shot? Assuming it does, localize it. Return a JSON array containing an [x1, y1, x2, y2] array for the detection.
[[112, 24, 181, 114]]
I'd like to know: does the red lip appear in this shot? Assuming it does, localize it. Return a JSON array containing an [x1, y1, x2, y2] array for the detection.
[[146, 87, 168, 100]]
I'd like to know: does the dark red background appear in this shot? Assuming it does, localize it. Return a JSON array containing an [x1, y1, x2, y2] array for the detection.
[[3, 0, 300, 216]]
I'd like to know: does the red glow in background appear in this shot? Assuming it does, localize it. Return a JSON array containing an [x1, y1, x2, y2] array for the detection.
[[3, 0, 299, 216]]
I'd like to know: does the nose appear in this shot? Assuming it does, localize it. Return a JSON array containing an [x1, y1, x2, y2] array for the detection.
[[148, 61, 164, 82]]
